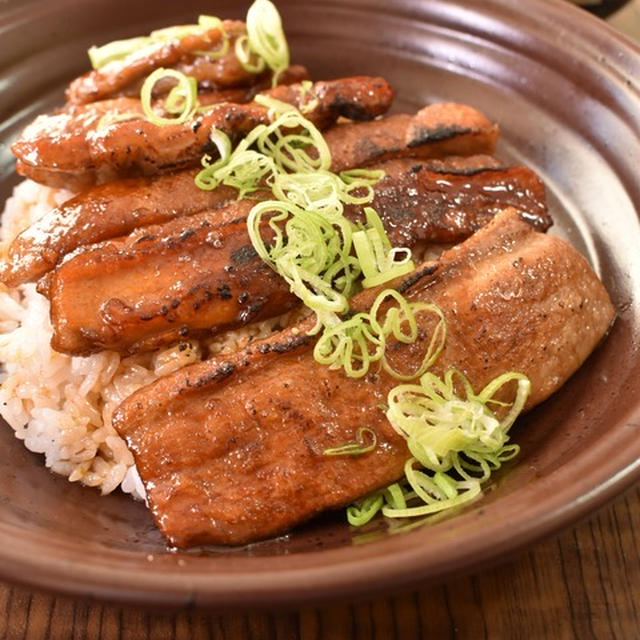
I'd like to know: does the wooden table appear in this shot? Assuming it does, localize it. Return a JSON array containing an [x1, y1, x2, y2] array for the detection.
[[2, 3, 640, 639]]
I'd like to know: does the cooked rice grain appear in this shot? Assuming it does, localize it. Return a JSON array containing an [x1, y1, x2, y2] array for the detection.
[[0, 182, 204, 499], [1, 180, 302, 500]]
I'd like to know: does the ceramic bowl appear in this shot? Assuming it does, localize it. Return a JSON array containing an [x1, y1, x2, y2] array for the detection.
[[0, 0, 639, 607]]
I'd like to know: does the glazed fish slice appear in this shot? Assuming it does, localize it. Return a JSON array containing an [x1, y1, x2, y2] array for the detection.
[[12, 76, 394, 190], [42, 158, 550, 356], [2, 103, 500, 286], [65, 21, 252, 105], [113, 209, 615, 547], [66, 24, 311, 106], [327, 103, 499, 171]]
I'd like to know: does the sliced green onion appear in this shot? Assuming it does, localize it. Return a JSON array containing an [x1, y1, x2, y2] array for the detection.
[[353, 207, 415, 288], [323, 427, 377, 456], [195, 106, 420, 377], [339, 169, 386, 204], [89, 16, 228, 70], [245, 0, 290, 83], [347, 492, 384, 526], [298, 80, 319, 114], [140, 68, 198, 125], [313, 288, 446, 380], [234, 35, 267, 74], [198, 15, 222, 28], [380, 464, 482, 519], [88, 36, 152, 69], [86, 1, 289, 75], [347, 369, 530, 527]]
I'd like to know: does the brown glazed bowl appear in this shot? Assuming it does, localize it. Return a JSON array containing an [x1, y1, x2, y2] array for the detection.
[[1, 0, 639, 607]]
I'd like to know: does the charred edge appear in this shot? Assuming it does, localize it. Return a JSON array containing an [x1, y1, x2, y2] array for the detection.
[[413, 161, 507, 177], [397, 263, 439, 293], [187, 361, 236, 389], [258, 332, 314, 355], [217, 283, 232, 300], [230, 245, 258, 265], [134, 233, 157, 243], [408, 125, 472, 147]]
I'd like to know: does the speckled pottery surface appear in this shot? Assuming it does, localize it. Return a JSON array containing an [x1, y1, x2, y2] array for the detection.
[[0, 0, 639, 607]]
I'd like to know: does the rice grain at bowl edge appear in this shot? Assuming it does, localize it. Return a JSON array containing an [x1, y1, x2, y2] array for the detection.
[[0, 179, 298, 500]]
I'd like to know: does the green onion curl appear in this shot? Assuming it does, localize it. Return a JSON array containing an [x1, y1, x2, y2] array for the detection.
[[245, 0, 290, 83], [323, 427, 378, 456], [88, 15, 229, 69], [140, 68, 198, 125], [298, 80, 320, 114], [347, 370, 530, 527], [353, 207, 416, 288], [313, 289, 445, 380], [88, 37, 152, 69]]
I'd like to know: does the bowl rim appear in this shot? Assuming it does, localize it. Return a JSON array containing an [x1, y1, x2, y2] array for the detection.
[[1, 0, 640, 607]]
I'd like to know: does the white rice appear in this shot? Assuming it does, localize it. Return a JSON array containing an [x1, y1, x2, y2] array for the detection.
[[0, 180, 294, 499]]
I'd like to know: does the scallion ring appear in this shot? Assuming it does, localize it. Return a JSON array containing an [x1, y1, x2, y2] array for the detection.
[[140, 68, 198, 126]]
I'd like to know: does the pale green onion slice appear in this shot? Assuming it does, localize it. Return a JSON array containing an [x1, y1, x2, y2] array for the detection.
[[323, 427, 377, 456], [195, 105, 334, 196], [198, 15, 222, 28], [246, 0, 290, 82], [314, 312, 385, 377], [140, 68, 198, 126], [387, 369, 529, 479], [297, 80, 319, 114], [339, 169, 386, 205], [234, 35, 267, 74], [254, 106, 332, 173], [347, 369, 529, 527], [380, 464, 482, 519], [253, 94, 297, 118], [192, 17, 230, 60], [88, 37, 152, 69], [353, 207, 415, 289], [313, 288, 446, 380], [89, 16, 227, 69], [247, 200, 359, 324], [347, 492, 385, 527]]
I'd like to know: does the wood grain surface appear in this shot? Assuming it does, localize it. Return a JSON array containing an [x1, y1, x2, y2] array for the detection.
[[2, 3, 640, 640], [1, 483, 638, 640]]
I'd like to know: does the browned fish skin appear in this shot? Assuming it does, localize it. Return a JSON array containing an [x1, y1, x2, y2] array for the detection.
[[45, 201, 293, 355], [195, 64, 310, 106], [327, 103, 499, 171], [13, 76, 394, 190], [353, 157, 550, 247], [3, 103, 504, 286], [113, 209, 615, 547], [65, 21, 249, 105], [42, 158, 549, 356], [0, 171, 238, 287]]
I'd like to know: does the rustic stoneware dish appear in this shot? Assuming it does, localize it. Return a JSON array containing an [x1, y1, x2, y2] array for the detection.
[[0, 0, 639, 607]]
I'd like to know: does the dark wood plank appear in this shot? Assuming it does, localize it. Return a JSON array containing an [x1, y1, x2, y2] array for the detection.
[[1, 484, 638, 640]]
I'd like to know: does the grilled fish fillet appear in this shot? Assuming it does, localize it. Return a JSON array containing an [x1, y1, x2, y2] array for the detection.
[[42, 158, 549, 355], [2, 102, 500, 286], [113, 208, 615, 547], [12, 76, 394, 190], [66, 21, 251, 104]]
